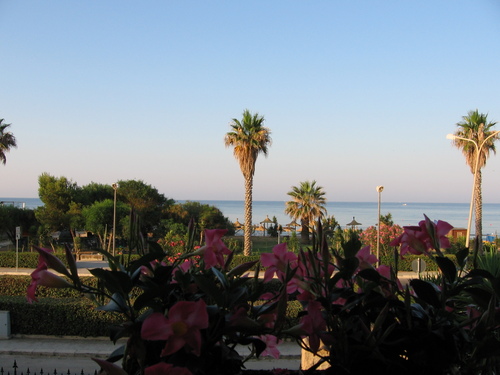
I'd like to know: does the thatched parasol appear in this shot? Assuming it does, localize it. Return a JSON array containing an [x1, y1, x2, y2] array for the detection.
[[346, 217, 362, 229]]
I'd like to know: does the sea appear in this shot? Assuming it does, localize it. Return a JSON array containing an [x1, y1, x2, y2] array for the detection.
[[2, 197, 500, 236]]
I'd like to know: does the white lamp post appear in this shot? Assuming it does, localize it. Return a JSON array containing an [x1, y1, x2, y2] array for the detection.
[[112, 183, 118, 256], [446, 131, 500, 248], [376, 186, 384, 265]]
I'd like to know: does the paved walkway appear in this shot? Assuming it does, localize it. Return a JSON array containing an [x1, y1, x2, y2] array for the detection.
[[0, 335, 301, 373], [0, 260, 422, 282]]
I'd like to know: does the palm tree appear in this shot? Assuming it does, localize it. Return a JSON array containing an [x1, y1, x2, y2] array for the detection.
[[224, 110, 271, 255], [0, 119, 17, 165], [285, 180, 327, 244], [452, 109, 498, 253]]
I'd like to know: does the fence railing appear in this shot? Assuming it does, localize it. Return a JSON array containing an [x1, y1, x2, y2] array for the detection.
[[0, 361, 98, 375]]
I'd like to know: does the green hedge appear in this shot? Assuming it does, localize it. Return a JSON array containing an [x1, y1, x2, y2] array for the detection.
[[0, 251, 73, 268], [379, 254, 458, 272], [0, 296, 124, 337], [0, 275, 99, 298], [0, 250, 457, 273]]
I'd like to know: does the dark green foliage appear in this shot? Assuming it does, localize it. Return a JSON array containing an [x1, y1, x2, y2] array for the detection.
[[0, 275, 98, 297], [379, 254, 457, 272], [0, 206, 39, 244], [0, 296, 123, 336], [0, 252, 71, 268]]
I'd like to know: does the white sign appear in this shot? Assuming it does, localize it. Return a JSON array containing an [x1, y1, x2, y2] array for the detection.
[[15, 226, 21, 240]]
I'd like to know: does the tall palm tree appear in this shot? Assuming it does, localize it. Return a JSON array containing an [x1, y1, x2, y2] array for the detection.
[[452, 109, 498, 253], [285, 180, 327, 244], [224, 110, 271, 255], [0, 119, 17, 165]]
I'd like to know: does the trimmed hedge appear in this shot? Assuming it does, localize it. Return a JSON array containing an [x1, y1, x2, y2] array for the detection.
[[379, 254, 458, 272], [0, 296, 124, 337], [0, 251, 457, 273], [0, 275, 98, 298], [0, 251, 72, 268]]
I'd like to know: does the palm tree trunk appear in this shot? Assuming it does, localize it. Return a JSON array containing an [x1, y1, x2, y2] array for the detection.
[[474, 169, 483, 254], [244, 175, 253, 256], [300, 219, 309, 244]]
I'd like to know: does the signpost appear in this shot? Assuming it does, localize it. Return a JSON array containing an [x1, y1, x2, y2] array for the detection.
[[411, 258, 426, 276], [15, 226, 20, 271]]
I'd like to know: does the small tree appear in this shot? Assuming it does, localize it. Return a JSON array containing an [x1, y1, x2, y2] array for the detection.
[[360, 223, 403, 257]]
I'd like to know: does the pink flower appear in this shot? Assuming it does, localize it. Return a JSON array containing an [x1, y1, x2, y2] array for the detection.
[[229, 306, 261, 330], [33, 246, 72, 278], [145, 363, 193, 375], [197, 229, 231, 269], [258, 335, 281, 359], [260, 243, 298, 282], [356, 246, 378, 269], [141, 300, 209, 356], [390, 216, 453, 256], [27, 261, 72, 303], [299, 300, 326, 354]]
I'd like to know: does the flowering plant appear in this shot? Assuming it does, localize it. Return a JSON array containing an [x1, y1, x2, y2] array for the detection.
[[270, 215, 500, 374], [359, 223, 403, 257], [27, 214, 500, 374], [27, 227, 288, 375]]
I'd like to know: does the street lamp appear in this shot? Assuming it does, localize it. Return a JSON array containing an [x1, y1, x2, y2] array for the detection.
[[446, 131, 500, 248], [376, 186, 384, 265], [112, 183, 118, 256]]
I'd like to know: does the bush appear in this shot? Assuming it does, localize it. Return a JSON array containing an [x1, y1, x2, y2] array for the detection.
[[379, 253, 457, 272], [0, 275, 99, 298], [0, 251, 72, 268], [0, 296, 124, 337]]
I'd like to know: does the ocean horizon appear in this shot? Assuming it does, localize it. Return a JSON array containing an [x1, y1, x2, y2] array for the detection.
[[2, 197, 500, 236]]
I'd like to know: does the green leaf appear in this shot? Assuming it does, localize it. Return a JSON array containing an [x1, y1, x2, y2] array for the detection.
[[147, 240, 165, 255], [465, 287, 494, 310], [467, 269, 494, 280], [228, 260, 258, 278], [211, 267, 229, 290], [97, 293, 129, 313], [358, 268, 382, 284], [342, 236, 362, 259], [455, 248, 469, 270], [338, 257, 359, 280], [435, 256, 456, 283], [64, 244, 79, 283], [193, 274, 225, 306], [107, 344, 125, 362], [89, 269, 133, 295], [410, 279, 441, 308]]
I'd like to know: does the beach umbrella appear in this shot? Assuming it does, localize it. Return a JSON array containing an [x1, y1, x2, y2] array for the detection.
[[233, 218, 243, 229], [255, 224, 266, 237], [260, 215, 274, 236], [346, 217, 362, 230]]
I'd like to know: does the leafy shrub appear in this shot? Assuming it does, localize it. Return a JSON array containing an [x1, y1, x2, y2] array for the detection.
[[0, 252, 71, 268], [0, 296, 123, 337]]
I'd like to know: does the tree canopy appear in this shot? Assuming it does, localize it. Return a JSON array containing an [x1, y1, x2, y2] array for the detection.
[[285, 180, 327, 244]]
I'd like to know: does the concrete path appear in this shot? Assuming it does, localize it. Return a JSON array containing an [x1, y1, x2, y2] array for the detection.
[[0, 259, 423, 284], [0, 335, 301, 373]]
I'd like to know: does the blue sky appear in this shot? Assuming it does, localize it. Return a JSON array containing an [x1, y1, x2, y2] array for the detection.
[[1, 1, 500, 203]]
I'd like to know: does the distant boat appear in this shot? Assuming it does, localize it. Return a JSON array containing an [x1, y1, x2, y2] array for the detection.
[[402, 203, 407, 206]]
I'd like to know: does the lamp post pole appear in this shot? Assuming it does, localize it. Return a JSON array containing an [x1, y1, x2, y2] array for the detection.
[[446, 131, 500, 248], [376, 186, 384, 266], [112, 183, 118, 256]]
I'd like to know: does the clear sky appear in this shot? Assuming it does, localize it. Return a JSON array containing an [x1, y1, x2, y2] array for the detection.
[[1, 1, 500, 204]]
